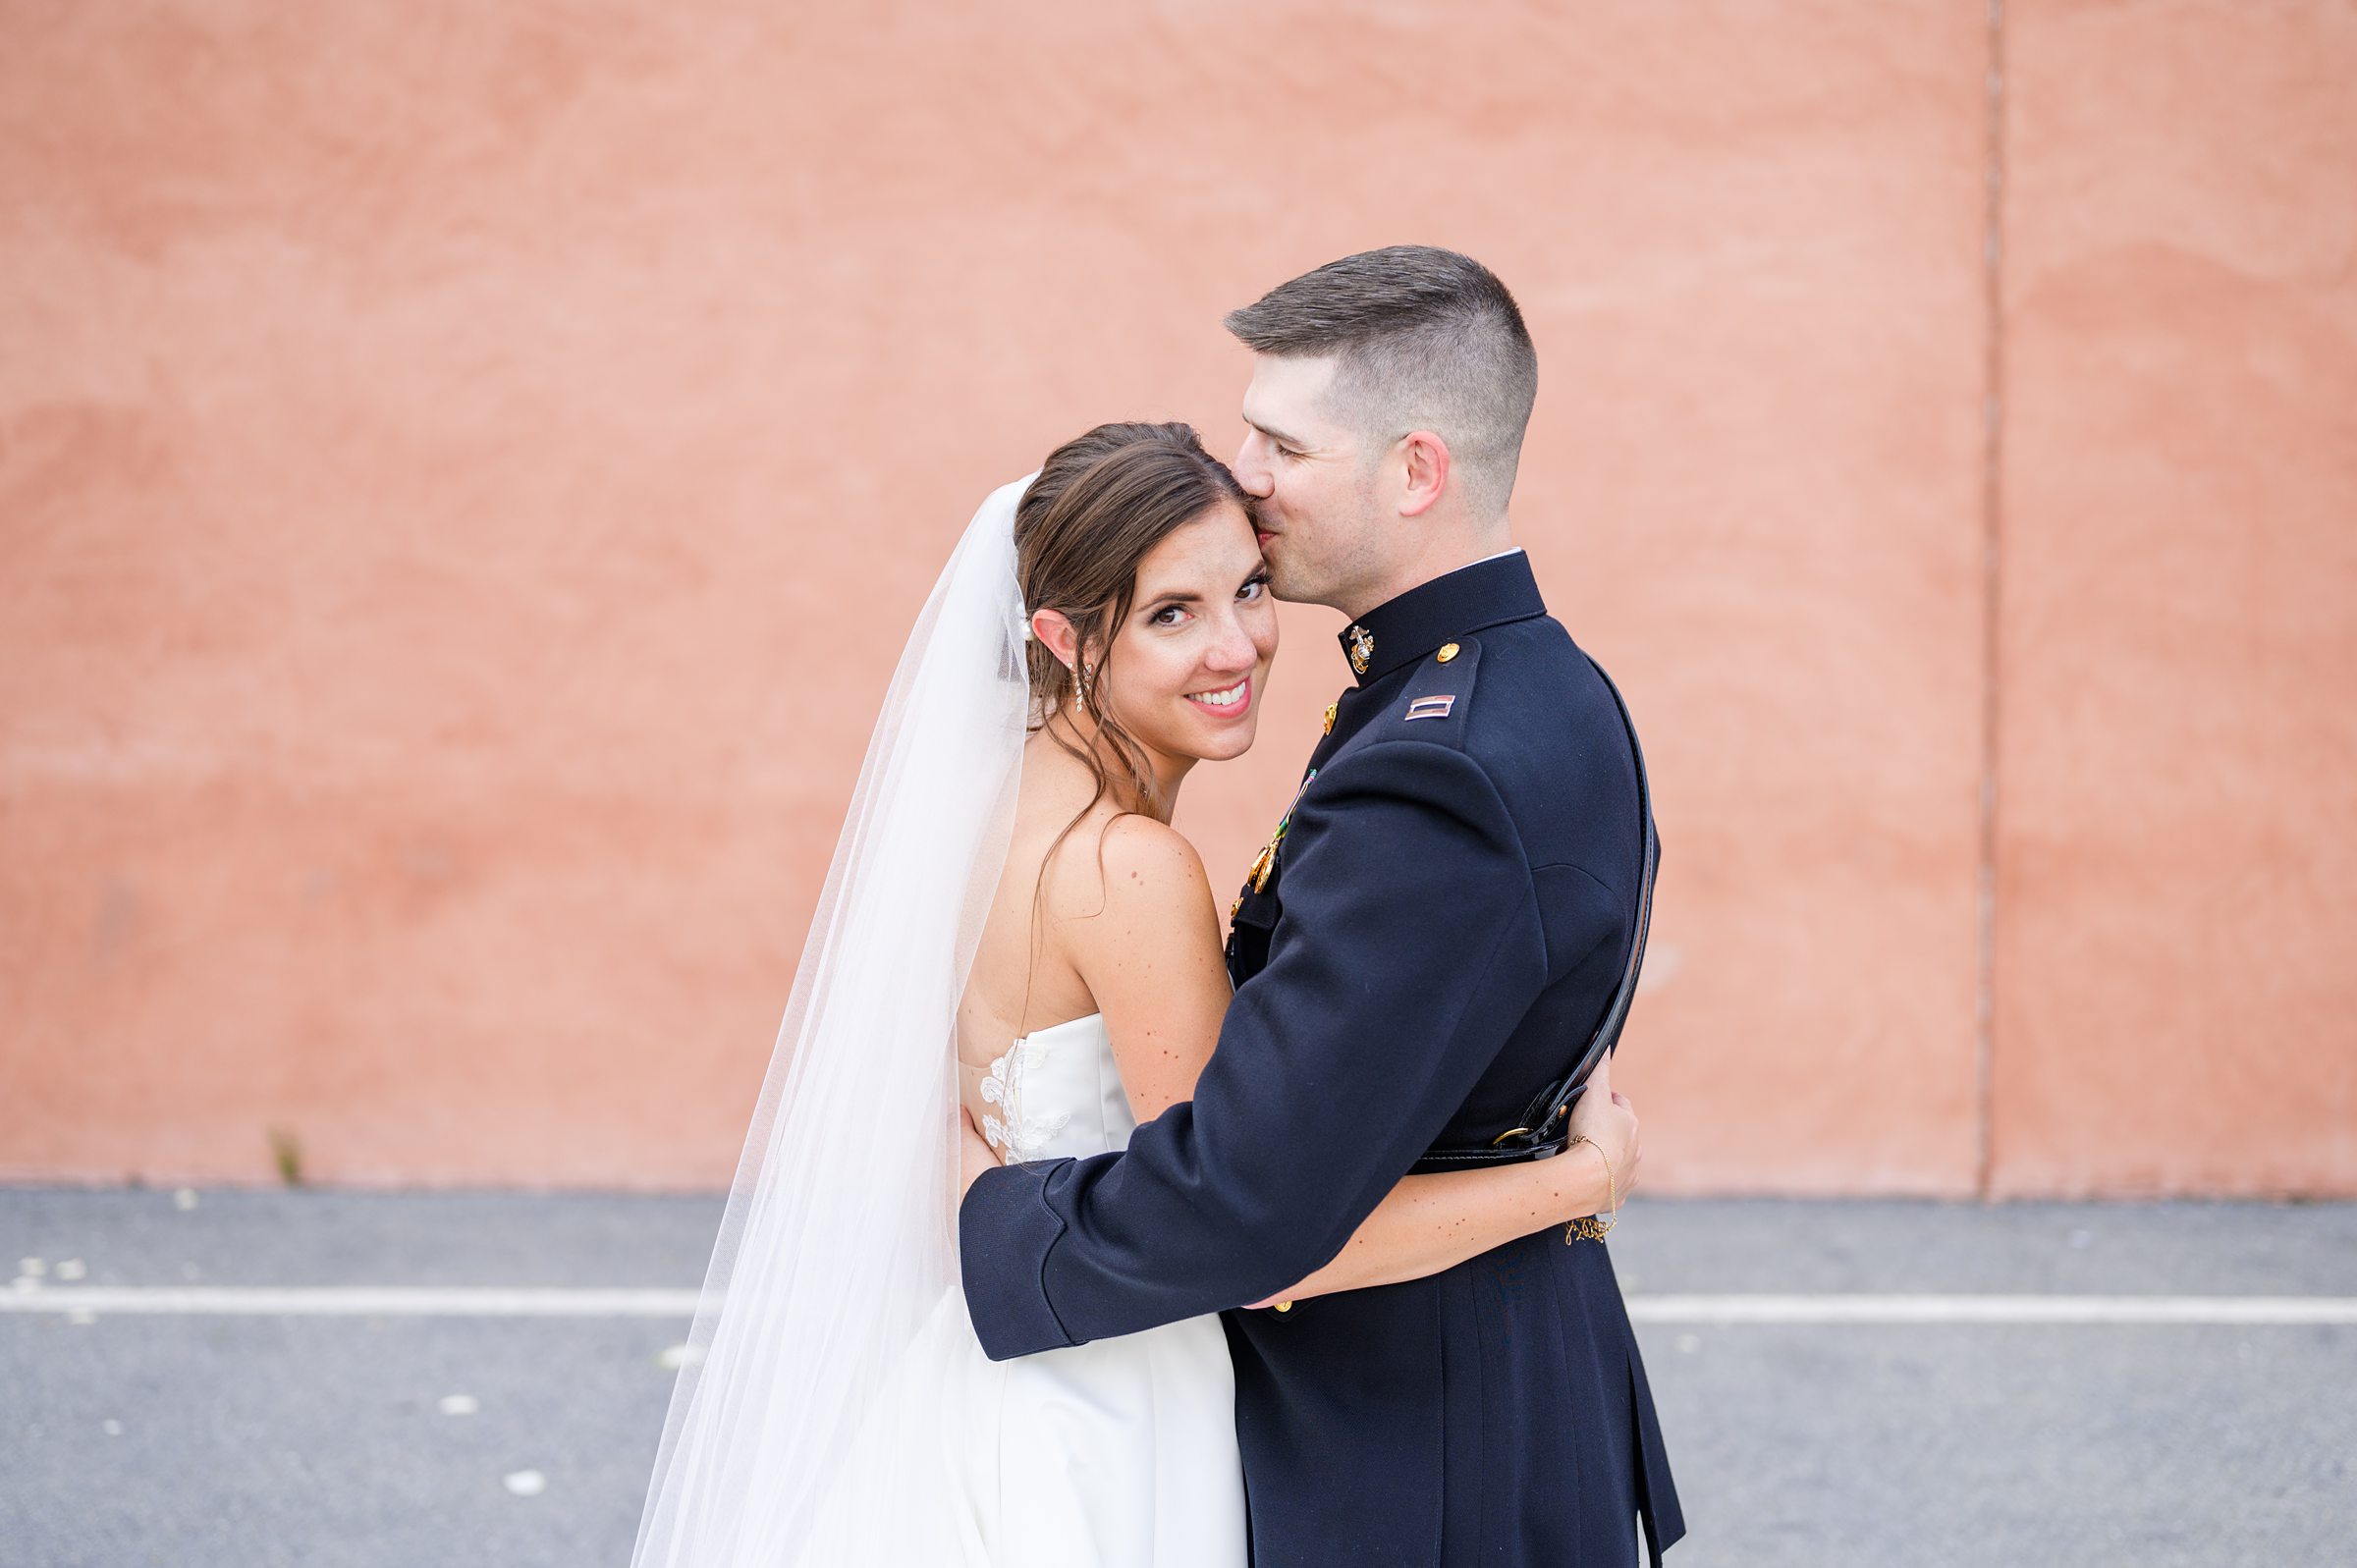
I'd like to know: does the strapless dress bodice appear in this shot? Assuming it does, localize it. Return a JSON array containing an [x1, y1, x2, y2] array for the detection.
[[977, 1012, 1134, 1162], [940, 1009, 1246, 1566]]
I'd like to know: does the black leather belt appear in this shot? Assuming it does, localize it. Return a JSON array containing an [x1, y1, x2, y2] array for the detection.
[[1406, 652, 1657, 1174]]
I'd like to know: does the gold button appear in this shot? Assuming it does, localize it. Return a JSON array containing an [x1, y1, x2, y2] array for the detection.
[[1322, 701, 1338, 734], [1436, 642, 1460, 664], [1273, 1301, 1292, 1313]]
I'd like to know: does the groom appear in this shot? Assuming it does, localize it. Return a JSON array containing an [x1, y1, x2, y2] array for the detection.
[[959, 246, 1685, 1567]]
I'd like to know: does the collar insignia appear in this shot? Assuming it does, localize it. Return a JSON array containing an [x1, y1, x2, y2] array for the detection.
[[1345, 623, 1374, 676]]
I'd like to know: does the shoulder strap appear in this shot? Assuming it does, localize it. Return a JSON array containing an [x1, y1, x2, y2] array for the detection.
[[1407, 650, 1657, 1172]]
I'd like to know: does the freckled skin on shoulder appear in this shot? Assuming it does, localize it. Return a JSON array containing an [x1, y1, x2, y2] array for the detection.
[[1048, 813, 1232, 1127]]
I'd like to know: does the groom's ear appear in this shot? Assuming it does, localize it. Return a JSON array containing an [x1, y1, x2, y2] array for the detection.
[[1031, 608, 1082, 673], [1396, 430, 1453, 518]]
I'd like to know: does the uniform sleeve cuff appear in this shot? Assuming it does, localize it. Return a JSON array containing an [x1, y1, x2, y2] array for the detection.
[[958, 1159, 1076, 1360]]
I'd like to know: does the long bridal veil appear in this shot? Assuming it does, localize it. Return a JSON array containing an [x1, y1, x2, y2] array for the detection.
[[630, 476, 1036, 1567]]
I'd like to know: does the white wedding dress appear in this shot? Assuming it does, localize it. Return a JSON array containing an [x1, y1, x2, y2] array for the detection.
[[914, 1012, 1250, 1568], [630, 480, 1244, 1568]]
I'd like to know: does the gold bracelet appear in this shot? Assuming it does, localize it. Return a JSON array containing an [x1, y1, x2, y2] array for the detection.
[[1562, 1134, 1617, 1244]]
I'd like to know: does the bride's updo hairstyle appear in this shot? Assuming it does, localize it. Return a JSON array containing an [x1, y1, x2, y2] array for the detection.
[[1014, 420, 1251, 825]]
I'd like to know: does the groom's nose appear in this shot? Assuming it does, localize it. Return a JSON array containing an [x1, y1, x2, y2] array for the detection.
[[1233, 438, 1275, 498]]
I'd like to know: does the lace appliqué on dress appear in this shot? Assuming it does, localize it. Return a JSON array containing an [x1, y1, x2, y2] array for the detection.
[[977, 1035, 1071, 1162]]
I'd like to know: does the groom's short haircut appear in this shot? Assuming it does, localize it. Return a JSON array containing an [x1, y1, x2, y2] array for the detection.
[[1224, 245, 1538, 521]]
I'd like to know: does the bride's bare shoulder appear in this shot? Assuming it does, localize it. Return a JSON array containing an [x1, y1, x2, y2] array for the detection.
[[1040, 809, 1214, 930], [1096, 813, 1212, 901]]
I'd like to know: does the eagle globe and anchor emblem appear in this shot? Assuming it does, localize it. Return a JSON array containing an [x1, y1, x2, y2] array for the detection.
[[1345, 622, 1374, 676]]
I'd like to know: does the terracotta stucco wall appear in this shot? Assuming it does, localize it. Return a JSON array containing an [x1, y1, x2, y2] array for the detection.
[[1989, 1, 2357, 1195], [2, 2, 2348, 1194]]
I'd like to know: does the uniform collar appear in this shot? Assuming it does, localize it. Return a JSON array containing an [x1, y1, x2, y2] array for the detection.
[[1337, 548, 1546, 685]]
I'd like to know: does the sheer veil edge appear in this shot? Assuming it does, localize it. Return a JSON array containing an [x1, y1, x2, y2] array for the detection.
[[630, 475, 1037, 1567]]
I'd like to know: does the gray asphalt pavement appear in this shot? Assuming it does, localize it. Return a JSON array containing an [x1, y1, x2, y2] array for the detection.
[[3, 1188, 2350, 1568]]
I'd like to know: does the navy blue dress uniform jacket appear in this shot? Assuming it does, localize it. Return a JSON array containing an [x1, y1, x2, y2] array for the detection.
[[959, 551, 1686, 1567]]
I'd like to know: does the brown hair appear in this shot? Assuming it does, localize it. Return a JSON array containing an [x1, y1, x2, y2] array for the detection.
[[1014, 419, 1247, 833], [1224, 245, 1538, 519]]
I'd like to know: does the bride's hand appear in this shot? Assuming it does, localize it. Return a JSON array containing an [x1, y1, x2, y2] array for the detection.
[[957, 1103, 1000, 1200], [1239, 1056, 1642, 1310], [1560, 1052, 1640, 1215]]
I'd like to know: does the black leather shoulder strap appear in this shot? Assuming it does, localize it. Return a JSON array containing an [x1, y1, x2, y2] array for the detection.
[[1406, 650, 1657, 1173]]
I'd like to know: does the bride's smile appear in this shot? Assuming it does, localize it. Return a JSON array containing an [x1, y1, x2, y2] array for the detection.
[[1108, 501, 1276, 767], [1029, 491, 1280, 807], [1184, 675, 1250, 714]]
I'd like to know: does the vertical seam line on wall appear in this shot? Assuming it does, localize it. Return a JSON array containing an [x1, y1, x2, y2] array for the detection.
[[1974, 0, 2009, 1199]]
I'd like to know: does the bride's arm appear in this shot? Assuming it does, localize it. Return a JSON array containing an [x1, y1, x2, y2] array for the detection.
[[1054, 815, 1640, 1307], [1244, 1054, 1638, 1306], [1056, 814, 1236, 1127]]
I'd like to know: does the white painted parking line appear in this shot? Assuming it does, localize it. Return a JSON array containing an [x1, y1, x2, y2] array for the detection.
[[3, 1286, 2355, 1324], [1628, 1294, 2357, 1325], [0, 1286, 703, 1317]]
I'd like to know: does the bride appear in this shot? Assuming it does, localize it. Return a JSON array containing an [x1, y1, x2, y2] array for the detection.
[[630, 421, 1641, 1567]]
